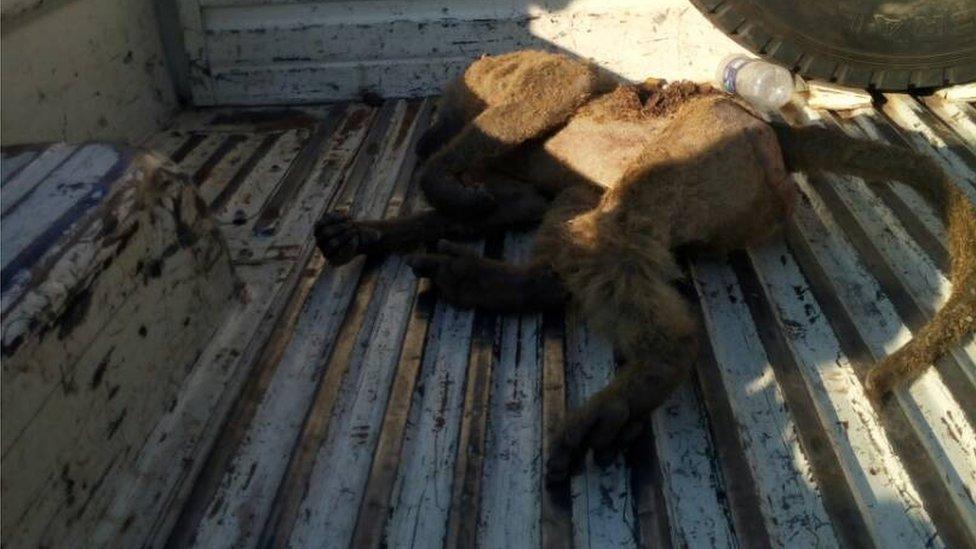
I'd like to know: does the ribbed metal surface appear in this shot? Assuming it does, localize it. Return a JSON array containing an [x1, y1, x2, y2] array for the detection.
[[142, 94, 976, 549]]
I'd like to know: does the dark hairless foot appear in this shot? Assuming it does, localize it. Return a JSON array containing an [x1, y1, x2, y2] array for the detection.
[[314, 211, 382, 266], [406, 240, 568, 312]]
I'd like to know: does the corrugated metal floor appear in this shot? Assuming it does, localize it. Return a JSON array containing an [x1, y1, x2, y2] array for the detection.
[[154, 93, 975, 548]]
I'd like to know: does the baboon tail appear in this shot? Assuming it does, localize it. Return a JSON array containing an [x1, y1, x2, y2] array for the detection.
[[771, 122, 976, 397]]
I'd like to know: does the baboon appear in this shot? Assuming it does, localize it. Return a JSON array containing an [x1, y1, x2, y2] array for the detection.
[[315, 50, 975, 482]]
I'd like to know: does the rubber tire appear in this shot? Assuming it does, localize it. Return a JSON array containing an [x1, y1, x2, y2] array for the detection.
[[689, 0, 976, 90]]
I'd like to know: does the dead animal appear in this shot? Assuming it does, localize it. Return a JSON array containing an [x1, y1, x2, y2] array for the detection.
[[314, 50, 976, 483]]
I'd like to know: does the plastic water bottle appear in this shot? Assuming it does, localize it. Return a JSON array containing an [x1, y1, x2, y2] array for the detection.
[[716, 54, 794, 109]]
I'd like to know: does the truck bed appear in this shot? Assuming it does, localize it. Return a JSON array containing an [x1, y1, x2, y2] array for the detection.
[[58, 94, 976, 547]]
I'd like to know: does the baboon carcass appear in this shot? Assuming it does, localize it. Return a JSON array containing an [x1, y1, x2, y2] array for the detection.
[[315, 50, 976, 482]]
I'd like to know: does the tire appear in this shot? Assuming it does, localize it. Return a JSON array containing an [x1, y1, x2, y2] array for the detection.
[[689, 0, 976, 90]]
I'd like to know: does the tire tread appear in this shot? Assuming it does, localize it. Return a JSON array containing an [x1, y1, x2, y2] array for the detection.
[[689, 0, 975, 90]]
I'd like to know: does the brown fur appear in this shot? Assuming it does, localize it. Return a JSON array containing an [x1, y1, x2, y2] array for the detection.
[[771, 123, 976, 400], [315, 50, 976, 482]]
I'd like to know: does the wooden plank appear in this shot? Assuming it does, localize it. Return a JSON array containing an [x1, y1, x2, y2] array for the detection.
[[214, 129, 308, 224], [784, 171, 976, 546], [1, 147, 41, 185], [185, 254, 380, 548], [226, 104, 381, 265], [94, 103, 379, 549], [920, 95, 976, 153], [563, 311, 639, 549], [825, 109, 950, 247], [209, 133, 280, 213], [627, 420, 671, 547], [810, 149, 976, 417], [888, 95, 976, 164], [0, 143, 121, 277], [350, 276, 435, 549], [186, 101, 418, 548], [824, 111, 949, 271], [208, 58, 472, 106], [204, 16, 544, 67], [879, 94, 976, 203], [172, 133, 230, 177], [192, 0, 749, 104], [803, 82, 872, 111], [0, 144, 76, 218], [2, 231, 234, 549], [541, 311, 573, 549], [140, 131, 199, 159], [731, 249, 894, 549], [87, 259, 294, 548], [690, 259, 839, 548], [474, 233, 544, 549], [195, 134, 264, 206], [686, 329, 773, 549], [383, 270, 480, 548], [170, 133, 208, 163], [280, 116, 430, 549], [934, 83, 976, 102], [254, 102, 409, 546], [251, 107, 345, 236], [788, 105, 976, 417], [444, 293, 498, 549], [651, 382, 736, 548], [168, 106, 376, 549], [747, 235, 941, 547]]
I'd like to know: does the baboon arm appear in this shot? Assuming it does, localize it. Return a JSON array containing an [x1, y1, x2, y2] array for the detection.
[[407, 241, 569, 312], [420, 67, 598, 214]]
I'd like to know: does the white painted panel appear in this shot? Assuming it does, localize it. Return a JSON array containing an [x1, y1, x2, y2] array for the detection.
[[691, 259, 839, 548], [1, 148, 41, 184], [830, 112, 948, 244], [178, 0, 747, 105], [384, 285, 479, 548], [921, 96, 976, 153], [190, 103, 416, 549], [792, 104, 976, 387], [477, 232, 543, 549], [214, 129, 308, 222], [652, 383, 736, 549], [0, 144, 119, 273], [880, 94, 976, 203], [794, 172, 976, 539], [564, 312, 639, 549], [750, 235, 941, 547], [286, 258, 417, 548]]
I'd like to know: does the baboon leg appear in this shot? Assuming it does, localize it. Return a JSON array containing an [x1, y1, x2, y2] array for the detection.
[[420, 66, 600, 216], [316, 171, 554, 266], [416, 78, 486, 160], [405, 240, 568, 312], [546, 353, 691, 483]]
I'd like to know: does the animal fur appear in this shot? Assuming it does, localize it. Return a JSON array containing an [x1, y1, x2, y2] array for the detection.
[[314, 50, 976, 482]]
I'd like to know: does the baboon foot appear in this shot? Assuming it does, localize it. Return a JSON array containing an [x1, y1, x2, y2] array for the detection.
[[545, 387, 648, 485], [405, 240, 543, 311], [314, 211, 382, 266]]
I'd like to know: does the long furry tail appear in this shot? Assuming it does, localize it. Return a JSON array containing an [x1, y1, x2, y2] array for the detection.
[[772, 122, 976, 398]]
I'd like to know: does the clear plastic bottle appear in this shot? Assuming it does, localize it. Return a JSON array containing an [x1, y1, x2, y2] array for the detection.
[[716, 54, 794, 109]]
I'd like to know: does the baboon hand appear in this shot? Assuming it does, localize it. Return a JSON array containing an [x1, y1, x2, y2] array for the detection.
[[404, 240, 485, 309], [545, 386, 648, 485], [314, 211, 381, 266]]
